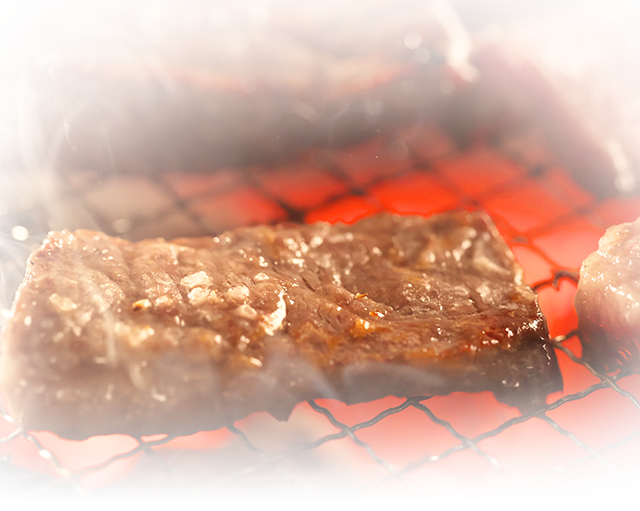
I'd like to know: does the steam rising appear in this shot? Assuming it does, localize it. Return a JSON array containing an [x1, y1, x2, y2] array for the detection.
[[0, 0, 97, 325]]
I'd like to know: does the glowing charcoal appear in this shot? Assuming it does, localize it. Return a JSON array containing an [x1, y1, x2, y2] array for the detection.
[[0, 212, 560, 440]]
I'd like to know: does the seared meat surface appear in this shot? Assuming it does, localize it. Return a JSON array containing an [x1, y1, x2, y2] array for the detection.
[[1, 212, 560, 439], [0, 0, 474, 172], [576, 217, 640, 373], [457, 1, 640, 196]]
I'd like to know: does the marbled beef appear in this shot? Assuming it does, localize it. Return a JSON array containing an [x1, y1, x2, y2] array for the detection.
[[456, 0, 640, 196], [0, 212, 561, 439], [576, 217, 640, 373]]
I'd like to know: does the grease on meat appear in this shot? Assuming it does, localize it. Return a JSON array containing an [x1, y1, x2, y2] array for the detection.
[[576, 217, 640, 373], [1, 212, 561, 439]]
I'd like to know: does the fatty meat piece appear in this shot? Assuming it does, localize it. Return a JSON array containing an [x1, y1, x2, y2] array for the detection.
[[576, 217, 640, 373], [0, 212, 561, 439], [461, 1, 640, 196]]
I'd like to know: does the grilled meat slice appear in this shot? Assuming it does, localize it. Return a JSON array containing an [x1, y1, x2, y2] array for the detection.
[[0, 0, 473, 172], [1, 212, 560, 439], [459, 1, 640, 196], [576, 217, 640, 373]]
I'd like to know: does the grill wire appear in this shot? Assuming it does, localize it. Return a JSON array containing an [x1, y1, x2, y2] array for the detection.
[[1, 120, 640, 501]]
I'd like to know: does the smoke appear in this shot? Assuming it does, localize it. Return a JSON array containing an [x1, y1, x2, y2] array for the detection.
[[0, 0, 97, 326]]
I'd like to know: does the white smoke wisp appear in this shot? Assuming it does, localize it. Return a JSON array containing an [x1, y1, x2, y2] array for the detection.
[[0, 0, 175, 326], [0, 0, 97, 326]]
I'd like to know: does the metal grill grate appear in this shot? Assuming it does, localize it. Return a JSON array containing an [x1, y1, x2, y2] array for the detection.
[[1, 121, 640, 500]]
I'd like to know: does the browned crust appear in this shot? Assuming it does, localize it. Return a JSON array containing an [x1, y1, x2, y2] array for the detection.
[[1, 212, 561, 439]]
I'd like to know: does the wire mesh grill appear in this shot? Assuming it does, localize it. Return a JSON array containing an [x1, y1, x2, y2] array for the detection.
[[1, 119, 640, 500]]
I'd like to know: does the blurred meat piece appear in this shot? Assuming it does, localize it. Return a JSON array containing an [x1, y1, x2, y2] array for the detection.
[[0, 212, 560, 439], [456, 1, 640, 195], [1, 0, 463, 174], [109, 409, 362, 500], [576, 217, 640, 373]]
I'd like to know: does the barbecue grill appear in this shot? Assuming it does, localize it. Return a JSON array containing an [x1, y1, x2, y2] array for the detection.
[[1, 0, 639, 505]]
